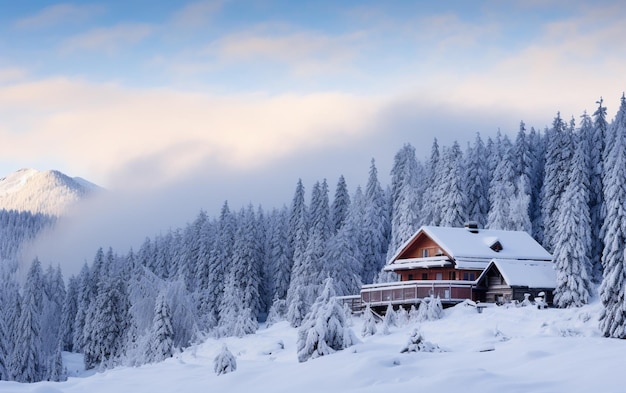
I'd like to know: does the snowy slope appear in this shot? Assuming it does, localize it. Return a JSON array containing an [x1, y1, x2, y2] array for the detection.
[[1, 300, 623, 393], [0, 168, 101, 216]]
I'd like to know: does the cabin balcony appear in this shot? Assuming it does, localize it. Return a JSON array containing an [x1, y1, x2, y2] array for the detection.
[[359, 279, 478, 309]]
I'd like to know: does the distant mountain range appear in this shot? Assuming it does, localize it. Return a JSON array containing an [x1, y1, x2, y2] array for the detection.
[[0, 168, 101, 216]]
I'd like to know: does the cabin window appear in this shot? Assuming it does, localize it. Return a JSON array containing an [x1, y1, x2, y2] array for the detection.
[[408, 274, 413, 281], [422, 248, 429, 258], [448, 271, 456, 280], [436, 272, 443, 280], [490, 241, 503, 252], [421, 273, 428, 280], [463, 272, 476, 281]]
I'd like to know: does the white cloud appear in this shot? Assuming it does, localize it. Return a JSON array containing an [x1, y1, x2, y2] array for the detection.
[[0, 78, 381, 188], [171, 0, 222, 28], [0, 67, 27, 84], [14, 3, 104, 29], [61, 23, 154, 54], [207, 28, 365, 76]]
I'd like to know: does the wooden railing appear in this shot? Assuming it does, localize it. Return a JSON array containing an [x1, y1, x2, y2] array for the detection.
[[360, 280, 475, 307]]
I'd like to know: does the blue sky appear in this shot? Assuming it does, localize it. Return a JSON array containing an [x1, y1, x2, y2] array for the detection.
[[1, 0, 626, 215]]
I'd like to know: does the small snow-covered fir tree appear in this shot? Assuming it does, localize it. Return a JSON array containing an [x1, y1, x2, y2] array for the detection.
[[400, 329, 440, 353], [427, 295, 444, 320], [361, 304, 377, 337], [296, 278, 357, 362], [408, 305, 419, 323], [396, 306, 409, 326], [266, 297, 288, 327], [380, 303, 396, 335], [214, 344, 237, 375]]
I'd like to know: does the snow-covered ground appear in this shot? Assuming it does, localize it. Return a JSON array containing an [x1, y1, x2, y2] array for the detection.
[[2, 300, 622, 393]]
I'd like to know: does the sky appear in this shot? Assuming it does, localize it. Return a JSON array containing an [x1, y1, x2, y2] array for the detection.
[[3, 0, 626, 272]]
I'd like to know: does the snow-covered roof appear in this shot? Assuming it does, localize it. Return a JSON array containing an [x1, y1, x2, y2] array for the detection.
[[383, 257, 452, 271], [479, 259, 556, 288], [388, 226, 552, 265]]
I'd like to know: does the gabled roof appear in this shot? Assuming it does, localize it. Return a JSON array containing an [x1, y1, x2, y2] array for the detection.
[[478, 259, 556, 288], [389, 226, 552, 265]]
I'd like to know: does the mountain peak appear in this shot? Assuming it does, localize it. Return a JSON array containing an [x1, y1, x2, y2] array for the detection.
[[0, 168, 102, 216]]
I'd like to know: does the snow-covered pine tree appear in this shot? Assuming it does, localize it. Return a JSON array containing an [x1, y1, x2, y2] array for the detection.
[[198, 201, 234, 330], [361, 304, 377, 337], [286, 180, 309, 327], [509, 177, 532, 233], [83, 265, 133, 370], [218, 207, 260, 337], [487, 147, 516, 230], [0, 274, 11, 380], [388, 144, 421, 258], [437, 142, 468, 227], [10, 258, 45, 382], [464, 133, 490, 228], [527, 127, 545, 240], [72, 263, 92, 352], [41, 265, 66, 362], [361, 159, 391, 284], [589, 99, 608, 283], [599, 95, 626, 338], [214, 344, 237, 375], [46, 342, 67, 382], [553, 130, 592, 308], [178, 210, 208, 291], [541, 113, 574, 251], [268, 207, 291, 301], [148, 291, 175, 363], [331, 175, 351, 233], [296, 278, 357, 362], [421, 139, 440, 227], [288, 180, 332, 320], [162, 279, 198, 349], [60, 275, 79, 352], [324, 187, 363, 297]]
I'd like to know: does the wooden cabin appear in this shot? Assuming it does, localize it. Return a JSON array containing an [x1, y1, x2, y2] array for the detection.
[[360, 223, 554, 308]]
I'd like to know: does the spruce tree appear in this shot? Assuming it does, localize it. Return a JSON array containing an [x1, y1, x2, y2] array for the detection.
[[438, 142, 467, 227], [541, 113, 574, 251], [553, 131, 592, 308], [599, 95, 626, 338], [389, 144, 421, 257], [324, 206, 363, 296], [464, 133, 489, 227], [10, 258, 45, 382], [362, 159, 391, 284], [331, 175, 351, 233], [590, 99, 608, 282], [286, 180, 309, 327], [148, 292, 175, 363]]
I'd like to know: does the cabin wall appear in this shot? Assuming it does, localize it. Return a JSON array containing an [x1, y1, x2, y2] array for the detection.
[[401, 234, 446, 259]]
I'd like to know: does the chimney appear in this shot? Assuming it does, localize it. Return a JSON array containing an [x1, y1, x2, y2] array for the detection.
[[464, 221, 479, 233]]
